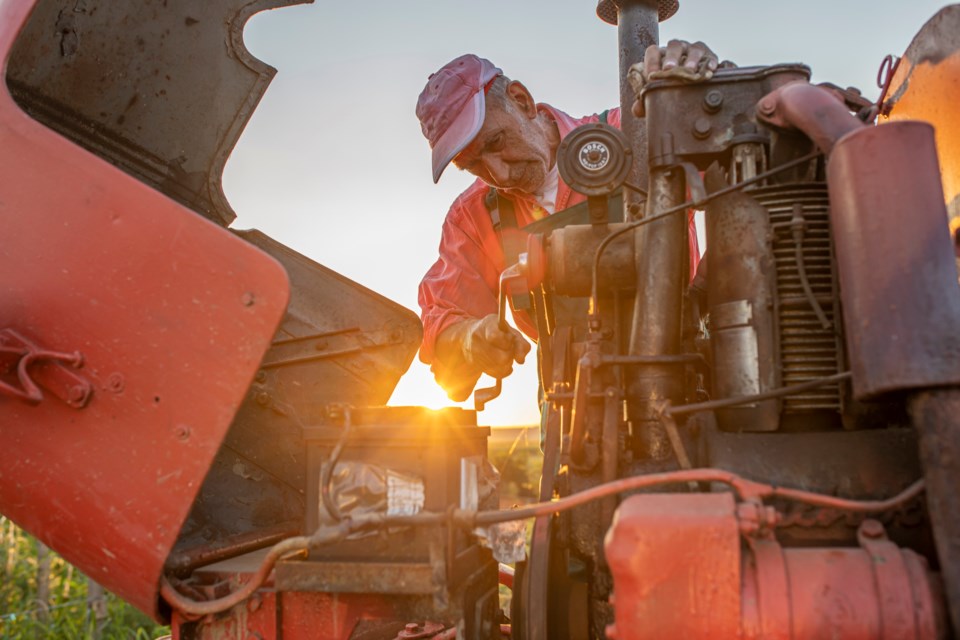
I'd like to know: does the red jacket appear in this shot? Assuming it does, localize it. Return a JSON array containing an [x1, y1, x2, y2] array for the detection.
[[418, 105, 699, 383]]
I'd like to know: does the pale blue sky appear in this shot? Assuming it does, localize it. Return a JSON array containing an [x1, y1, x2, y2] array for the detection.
[[223, 1, 950, 426]]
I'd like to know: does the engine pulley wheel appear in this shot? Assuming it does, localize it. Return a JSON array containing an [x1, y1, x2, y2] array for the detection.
[[557, 123, 632, 197]]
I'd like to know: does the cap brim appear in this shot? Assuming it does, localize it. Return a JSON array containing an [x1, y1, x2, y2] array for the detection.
[[430, 90, 486, 183]]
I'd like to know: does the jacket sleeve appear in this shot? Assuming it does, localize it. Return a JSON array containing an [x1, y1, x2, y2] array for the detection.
[[418, 197, 503, 383]]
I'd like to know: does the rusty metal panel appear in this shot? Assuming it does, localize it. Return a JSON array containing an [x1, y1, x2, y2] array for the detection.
[[881, 4, 960, 234], [0, 0, 290, 619], [6, 0, 312, 226], [827, 122, 960, 398]]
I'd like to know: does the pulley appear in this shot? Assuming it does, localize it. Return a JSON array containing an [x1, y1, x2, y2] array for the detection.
[[557, 123, 632, 197]]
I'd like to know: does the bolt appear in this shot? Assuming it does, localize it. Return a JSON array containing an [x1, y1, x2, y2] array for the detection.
[[758, 97, 777, 116], [69, 385, 87, 404], [405, 623, 420, 632], [254, 370, 266, 383], [703, 89, 723, 113], [693, 117, 712, 140], [107, 372, 125, 393], [256, 391, 270, 407], [241, 292, 256, 307], [860, 519, 885, 539], [175, 425, 191, 441]]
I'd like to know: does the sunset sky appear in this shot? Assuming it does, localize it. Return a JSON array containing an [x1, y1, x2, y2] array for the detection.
[[223, 0, 949, 426]]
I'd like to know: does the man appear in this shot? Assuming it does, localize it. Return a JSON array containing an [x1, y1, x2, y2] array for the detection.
[[416, 42, 716, 402]]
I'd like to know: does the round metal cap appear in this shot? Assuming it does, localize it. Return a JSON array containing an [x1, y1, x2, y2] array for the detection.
[[596, 0, 679, 25], [557, 123, 632, 197]]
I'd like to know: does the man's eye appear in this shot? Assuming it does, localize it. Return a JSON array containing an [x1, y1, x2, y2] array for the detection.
[[486, 133, 505, 152]]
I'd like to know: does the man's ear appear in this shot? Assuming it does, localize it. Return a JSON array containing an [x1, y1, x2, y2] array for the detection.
[[506, 81, 537, 119]]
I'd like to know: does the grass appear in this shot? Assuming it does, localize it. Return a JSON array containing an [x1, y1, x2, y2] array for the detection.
[[0, 516, 169, 640]]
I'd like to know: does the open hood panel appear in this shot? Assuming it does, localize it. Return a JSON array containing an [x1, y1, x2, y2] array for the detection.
[[6, 0, 312, 226]]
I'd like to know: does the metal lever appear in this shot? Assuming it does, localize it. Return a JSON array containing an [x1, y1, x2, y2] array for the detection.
[[474, 262, 526, 411]]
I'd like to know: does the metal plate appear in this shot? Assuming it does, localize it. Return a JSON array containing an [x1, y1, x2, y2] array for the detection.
[[6, 0, 312, 226], [0, 0, 289, 618]]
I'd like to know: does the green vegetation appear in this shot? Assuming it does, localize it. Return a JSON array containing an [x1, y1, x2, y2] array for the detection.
[[488, 426, 544, 506], [0, 516, 169, 640]]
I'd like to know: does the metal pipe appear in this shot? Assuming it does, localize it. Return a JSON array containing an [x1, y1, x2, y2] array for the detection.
[[756, 82, 864, 155], [627, 166, 686, 460], [616, 0, 661, 219]]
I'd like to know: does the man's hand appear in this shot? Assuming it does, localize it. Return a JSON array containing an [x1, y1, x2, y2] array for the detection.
[[434, 315, 531, 401], [628, 40, 721, 116], [461, 314, 531, 378]]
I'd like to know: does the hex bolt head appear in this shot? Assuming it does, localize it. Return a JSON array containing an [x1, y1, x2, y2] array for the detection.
[[703, 89, 723, 113]]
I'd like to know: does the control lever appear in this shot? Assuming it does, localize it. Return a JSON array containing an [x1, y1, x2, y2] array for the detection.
[[474, 260, 526, 411]]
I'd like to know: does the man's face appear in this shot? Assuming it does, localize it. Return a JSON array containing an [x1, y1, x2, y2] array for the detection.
[[452, 83, 555, 196]]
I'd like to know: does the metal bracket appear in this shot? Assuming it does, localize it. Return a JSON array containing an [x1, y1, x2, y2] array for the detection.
[[0, 329, 91, 408]]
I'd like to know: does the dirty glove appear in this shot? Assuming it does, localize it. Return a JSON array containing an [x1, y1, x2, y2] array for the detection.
[[460, 314, 531, 379], [433, 314, 531, 402], [628, 40, 722, 116]]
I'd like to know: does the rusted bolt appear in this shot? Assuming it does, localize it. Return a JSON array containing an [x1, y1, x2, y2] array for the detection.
[[703, 89, 723, 113], [107, 373, 125, 393], [175, 424, 191, 441], [860, 519, 885, 539], [693, 117, 712, 140], [758, 97, 777, 116], [254, 370, 266, 383], [255, 391, 270, 407], [241, 292, 256, 307]]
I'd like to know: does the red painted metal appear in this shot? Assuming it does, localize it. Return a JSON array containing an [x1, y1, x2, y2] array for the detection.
[[0, 0, 290, 620], [605, 495, 946, 639], [604, 493, 743, 639]]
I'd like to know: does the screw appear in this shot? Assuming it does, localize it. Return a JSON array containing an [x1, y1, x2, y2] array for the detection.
[[254, 370, 266, 383], [107, 373, 125, 393], [256, 391, 270, 407], [241, 292, 256, 307], [175, 425, 191, 441], [758, 97, 777, 116]]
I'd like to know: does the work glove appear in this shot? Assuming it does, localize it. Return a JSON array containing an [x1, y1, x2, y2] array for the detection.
[[628, 40, 723, 116], [461, 314, 531, 380]]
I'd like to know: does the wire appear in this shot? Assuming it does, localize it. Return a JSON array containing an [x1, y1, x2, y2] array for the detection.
[[161, 463, 923, 617], [662, 371, 852, 416], [589, 150, 822, 315]]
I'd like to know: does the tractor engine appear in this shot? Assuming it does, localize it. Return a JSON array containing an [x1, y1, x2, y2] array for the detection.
[[510, 24, 960, 640]]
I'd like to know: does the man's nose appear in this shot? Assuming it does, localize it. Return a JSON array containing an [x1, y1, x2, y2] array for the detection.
[[482, 156, 511, 187]]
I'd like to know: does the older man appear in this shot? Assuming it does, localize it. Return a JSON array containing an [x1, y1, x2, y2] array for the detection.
[[416, 43, 715, 401]]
